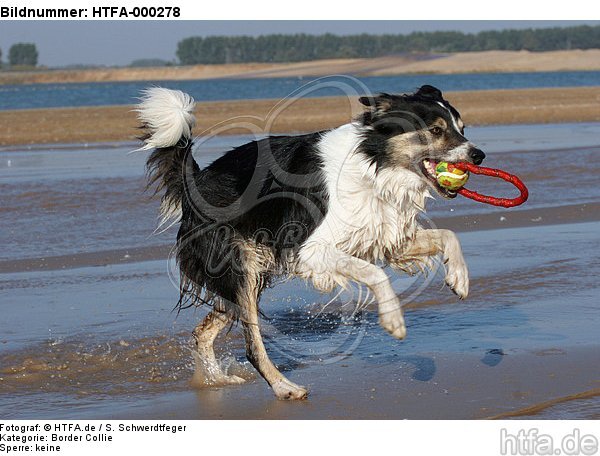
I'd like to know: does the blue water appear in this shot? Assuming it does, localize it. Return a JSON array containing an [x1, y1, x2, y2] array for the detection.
[[2, 71, 599, 110]]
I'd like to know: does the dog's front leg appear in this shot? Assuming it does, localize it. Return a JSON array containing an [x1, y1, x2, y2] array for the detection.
[[398, 229, 469, 299], [299, 245, 406, 339]]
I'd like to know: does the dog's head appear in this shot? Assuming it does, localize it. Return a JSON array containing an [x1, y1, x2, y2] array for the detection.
[[358, 85, 485, 198]]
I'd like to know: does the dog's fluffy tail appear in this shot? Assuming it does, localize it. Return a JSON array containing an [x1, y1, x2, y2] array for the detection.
[[137, 88, 196, 230]]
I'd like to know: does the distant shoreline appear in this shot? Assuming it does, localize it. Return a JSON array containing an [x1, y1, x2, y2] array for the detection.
[[1, 49, 600, 86], [1, 86, 599, 147]]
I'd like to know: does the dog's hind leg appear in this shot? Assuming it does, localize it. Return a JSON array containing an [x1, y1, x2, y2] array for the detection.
[[238, 275, 308, 400], [242, 313, 309, 400], [192, 309, 246, 385]]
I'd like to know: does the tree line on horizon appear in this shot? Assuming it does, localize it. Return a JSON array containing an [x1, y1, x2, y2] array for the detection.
[[0, 43, 38, 68], [176, 25, 600, 65]]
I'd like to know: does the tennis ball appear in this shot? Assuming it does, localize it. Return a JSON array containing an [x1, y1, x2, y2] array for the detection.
[[435, 162, 469, 190]]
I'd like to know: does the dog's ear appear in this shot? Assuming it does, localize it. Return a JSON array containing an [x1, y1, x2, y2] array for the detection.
[[415, 85, 444, 101], [359, 93, 394, 112]]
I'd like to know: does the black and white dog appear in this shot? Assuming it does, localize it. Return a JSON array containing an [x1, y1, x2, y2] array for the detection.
[[137, 85, 485, 400]]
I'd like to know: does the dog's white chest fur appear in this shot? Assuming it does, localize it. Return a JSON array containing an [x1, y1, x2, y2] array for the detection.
[[295, 123, 430, 290]]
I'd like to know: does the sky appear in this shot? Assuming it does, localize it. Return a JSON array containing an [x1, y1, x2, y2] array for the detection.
[[1, 20, 599, 67]]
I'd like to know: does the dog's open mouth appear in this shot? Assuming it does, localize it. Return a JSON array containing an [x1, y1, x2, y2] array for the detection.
[[420, 159, 458, 199]]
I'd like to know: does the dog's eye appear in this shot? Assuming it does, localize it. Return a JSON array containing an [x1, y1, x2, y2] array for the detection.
[[431, 126, 443, 136]]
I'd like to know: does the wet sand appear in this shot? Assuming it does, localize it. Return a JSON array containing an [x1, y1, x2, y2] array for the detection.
[[2, 221, 599, 419], [121, 346, 600, 420], [2, 50, 600, 85], [1, 123, 600, 419], [1, 87, 600, 146], [489, 388, 600, 419]]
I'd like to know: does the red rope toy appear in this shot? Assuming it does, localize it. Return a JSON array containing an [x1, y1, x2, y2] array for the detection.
[[453, 162, 529, 208]]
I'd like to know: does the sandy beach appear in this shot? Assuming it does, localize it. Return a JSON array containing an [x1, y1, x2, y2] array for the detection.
[[1, 122, 600, 419], [1, 86, 600, 146], [2, 50, 600, 85]]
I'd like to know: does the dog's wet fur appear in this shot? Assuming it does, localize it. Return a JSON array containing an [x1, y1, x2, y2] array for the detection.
[[138, 85, 484, 399]]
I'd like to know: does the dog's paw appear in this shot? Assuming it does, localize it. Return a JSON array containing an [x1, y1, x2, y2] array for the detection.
[[379, 308, 407, 340], [272, 378, 309, 400], [445, 258, 469, 299]]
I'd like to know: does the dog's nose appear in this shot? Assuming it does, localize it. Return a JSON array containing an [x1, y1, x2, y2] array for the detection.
[[469, 148, 486, 165]]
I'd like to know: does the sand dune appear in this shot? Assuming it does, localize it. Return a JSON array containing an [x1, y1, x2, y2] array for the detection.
[[370, 49, 600, 75], [1, 86, 599, 147], [1, 50, 599, 86]]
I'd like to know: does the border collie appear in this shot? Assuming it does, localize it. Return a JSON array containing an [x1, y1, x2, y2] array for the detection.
[[137, 85, 485, 400]]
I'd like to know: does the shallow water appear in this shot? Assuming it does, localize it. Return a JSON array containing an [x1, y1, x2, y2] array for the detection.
[[2, 71, 600, 110], [515, 396, 600, 420], [1, 220, 599, 418], [1, 123, 600, 262], [1, 123, 600, 419]]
